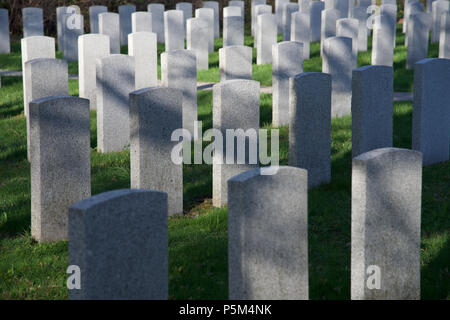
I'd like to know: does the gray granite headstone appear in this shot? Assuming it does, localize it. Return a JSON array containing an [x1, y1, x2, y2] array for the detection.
[[291, 12, 311, 59], [148, 3, 165, 43], [176, 2, 193, 33], [203, 1, 220, 38], [334, 0, 349, 19], [129, 31, 158, 90], [161, 49, 198, 137], [164, 10, 185, 51], [299, 0, 311, 13], [89, 5, 108, 34], [79, 34, 110, 110], [99, 13, 120, 54], [69, 189, 168, 300], [30, 96, 90, 243], [323, 36, 354, 117], [351, 6, 369, 52], [273, 41, 303, 127], [380, 4, 398, 47], [412, 58, 450, 165], [275, 0, 289, 34], [406, 12, 432, 69], [130, 87, 183, 216], [195, 8, 215, 53], [132, 12, 152, 33], [0, 9, 10, 54], [352, 65, 393, 157], [22, 7, 43, 38], [337, 18, 359, 68], [56, 7, 68, 51], [432, 0, 449, 42], [351, 148, 422, 300], [254, 4, 272, 49], [223, 16, 244, 47], [289, 73, 331, 188], [187, 17, 209, 70], [224, 6, 242, 18], [119, 4, 136, 46], [257, 13, 277, 65], [213, 80, 260, 208], [321, 8, 339, 56], [230, 0, 245, 17], [96, 55, 135, 153], [372, 14, 395, 66], [310, 1, 325, 42], [63, 14, 84, 62], [219, 45, 253, 81], [252, 0, 266, 36], [282, 3, 299, 41], [228, 166, 308, 300]]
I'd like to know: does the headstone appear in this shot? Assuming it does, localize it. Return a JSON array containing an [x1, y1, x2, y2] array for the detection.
[[427, 0, 438, 13], [21, 36, 56, 117], [323, 36, 354, 117], [299, 0, 311, 13], [187, 17, 209, 70], [257, 13, 277, 65], [273, 41, 304, 127], [30, 96, 90, 243], [439, 12, 450, 57], [119, 4, 136, 46], [352, 65, 393, 157], [351, 6, 369, 52], [291, 12, 311, 59], [96, 55, 135, 153], [213, 80, 260, 208], [219, 45, 253, 81], [63, 14, 84, 62], [22, 7, 43, 38], [252, 0, 266, 36], [404, 0, 420, 33], [89, 5, 108, 34], [412, 58, 450, 165], [405, 1, 425, 46], [148, 3, 165, 43], [336, 18, 359, 67], [69, 189, 168, 300], [334, 0, 349, 19], [129, 32, 158, 90], [372, 14, 395, 66], [130, 88, 183, 216], [176, 2, 193, 31], [230, 0, 245, 17], [223, 16, 244, 47], [79, 34, 110, 110], [132, 12, 152, 33], [203, 1, 220, 39], [0, 9, 10, 54], [224, 6, 242, 18], [321, 9, 339, 56], [195, 8, 215, 52], [99, 13, 120, 54], [432, 0, 450, 42], [57, 7, 67, 51], [228, 166, 309, 300], [289, 73, 331, 188], [164, 10, 184, 51], [380, 4, 398, 47], [25, 58, 68, 161], [254, 4, 273, 48], [282, 3, 299, 41], [161, 49, 197, 137], [275, 0, 289, 34], [310, 1, 325, 42], [351, 148, 422, 300], [406, 13, 432, 69]]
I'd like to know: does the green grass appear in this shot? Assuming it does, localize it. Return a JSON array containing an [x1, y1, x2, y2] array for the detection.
[[0, 25, 448, 300]]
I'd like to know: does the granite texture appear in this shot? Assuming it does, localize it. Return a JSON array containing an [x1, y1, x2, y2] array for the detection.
[[164, 10, 184, 51], [187, 17, 209, 70], [321, 9, 339, 56], [219, 45, 252, 81], [195, 8, 215, 53], [223, 16, 244, 47], [99, 13, 120, 54], [128, 31, 158, 90], [310, 1, 325, 42], [132, 12, 152, 33], [291, 12, 311, 59], [22, 7, 44, 38], [257, 13, 277, 65], [203, 1, 220, 38]]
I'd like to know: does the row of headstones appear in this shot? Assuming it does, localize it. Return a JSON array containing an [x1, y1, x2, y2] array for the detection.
[[67, 146, 422, 300], [28, 57, 450, 244]]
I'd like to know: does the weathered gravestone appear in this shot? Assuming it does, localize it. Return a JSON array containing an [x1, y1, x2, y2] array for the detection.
[[69, 189, 168, 300], [213, 80, 260, 208], [119, 4, 136, 46], [273, 41, 303, 127], [23, 7, 43, 38], [228, 166, 308, 300], [223, 16, 244, 47], [99, 13, 120, 54], [130, 87, 183, 216], [219, 45, 253, 81], [412, 58, 450, 165], [0, 9, 10, 54], [21, 36, 56, 117], [30, 96, 90, 243], [162, 49, 198, 137], [132, 12, 152, 33], [289, 73, 332, 188], [352, 65, 393, 157], [25, 58, 68, 161], [257, 13, 277, 65], [323, 36, 354, 117], [352, 148, 422, 300], [291, 12, 311, 59], [148, 3, 165, 43], [96, 55, 135, 153], [89, 5, 108, 34], [79, 34, 110, 110], [129, 32, 158, 90], [164, 10, 184, 51], [187, 17, 209, 70]]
